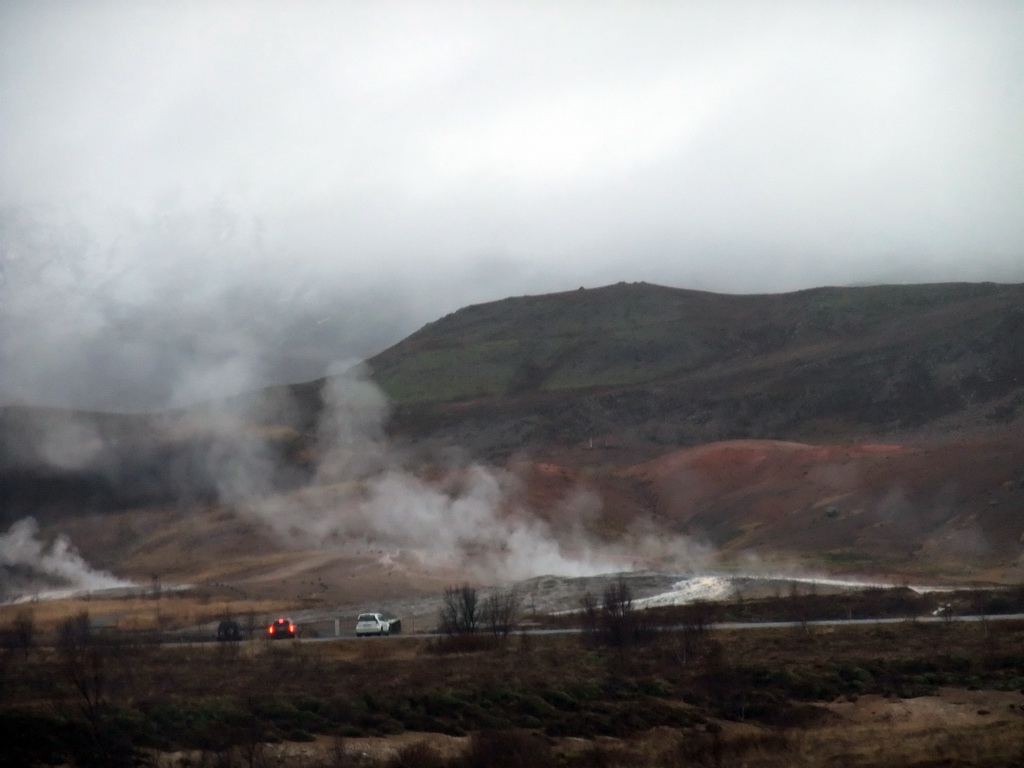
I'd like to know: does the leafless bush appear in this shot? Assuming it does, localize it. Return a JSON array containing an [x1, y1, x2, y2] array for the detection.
[[322, 736, 376, 768], [675, 724, 724, 767], [517, 630, 534, 655], [244, 610, 258, 640], [482, 588, 522, 638], [53, 612, 149, 767], [675, 600, 716, 665], [3, 608, 36, 659], [235, 731, 271, 768], [460, 729, 552, 768], [675, 725, 791, 766], [191, 748, 241, 768], [57, 611, 107, 722], [439, 584, 479, 635], [387, 740, 446, 768], [0, 608, 36, 691], [580, 591, 600, 644], [570, 742, 618, 768], [601, 578, 636, 647], [581, 577, 654, 650]]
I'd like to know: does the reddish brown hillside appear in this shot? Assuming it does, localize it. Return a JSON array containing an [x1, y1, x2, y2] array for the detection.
[[17, 421, 1023, 607], [619, 421, 1024, 575]]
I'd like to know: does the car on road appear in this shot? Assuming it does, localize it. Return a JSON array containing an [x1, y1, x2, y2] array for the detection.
[[355, 612, 401, 636], [216, 619, 242, 641], [267, 617, 297, 639]]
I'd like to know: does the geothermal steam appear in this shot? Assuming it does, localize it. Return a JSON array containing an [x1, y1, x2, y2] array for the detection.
[[223, 367, 711, 582], [0, 517, 131, 602], [1, 362, 710, 597]]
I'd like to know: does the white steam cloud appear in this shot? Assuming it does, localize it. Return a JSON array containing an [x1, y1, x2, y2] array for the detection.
[[0, 517, 132, 602], [0, 356, 710, 593], [212, 368, 714, 583]]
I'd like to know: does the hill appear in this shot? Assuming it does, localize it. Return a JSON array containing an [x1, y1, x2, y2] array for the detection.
[[370, 282, 1024, 459], [2, 281, 1023, 597]]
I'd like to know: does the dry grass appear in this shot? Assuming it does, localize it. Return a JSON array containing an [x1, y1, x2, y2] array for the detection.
[[2, 613, 1022, 767], [0, 593, 290, 633], [142, 718, 1024, 767], [779, 719, 1024, 767]]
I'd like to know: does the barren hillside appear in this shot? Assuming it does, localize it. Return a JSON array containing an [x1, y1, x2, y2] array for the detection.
[[2, 281, 1023, 602]]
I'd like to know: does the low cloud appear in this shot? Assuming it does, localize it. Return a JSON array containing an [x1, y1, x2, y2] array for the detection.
[[2, 3, 1023, 410]]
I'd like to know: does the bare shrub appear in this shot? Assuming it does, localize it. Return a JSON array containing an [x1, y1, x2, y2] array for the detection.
[[0, 608, 36, 692], [53, 613, 149, 768], [482, 588, 522, 638], [6, 608, 36, 659], [580, 591, 600, 645], [676, 599, 715, 665], [517, 630, 534, 656], [581, 577, 654, 650], [245, 610, 258, 640], [57, 612, 107, 722], [388, 740, 447, 768], [601, 578, 638, 648], [234, 727, 271, 768], [192, 748, 241, 768], [676, 726, 791, 766], [323, 736, 378, 768], [571, 742, 618, 768], [439, 584, 479, 635], [461, 729, 552, 768], [216, 638, 243, 664]]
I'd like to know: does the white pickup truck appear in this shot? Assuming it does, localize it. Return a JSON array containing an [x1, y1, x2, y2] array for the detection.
[[355, 612, 401, 636]]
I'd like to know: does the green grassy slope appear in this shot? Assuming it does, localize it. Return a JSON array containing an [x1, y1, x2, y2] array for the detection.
[[368, 281, 1023, 406]]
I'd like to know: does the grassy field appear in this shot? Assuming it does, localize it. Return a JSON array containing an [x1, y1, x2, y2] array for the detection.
[[2, 596, 1023, 767]]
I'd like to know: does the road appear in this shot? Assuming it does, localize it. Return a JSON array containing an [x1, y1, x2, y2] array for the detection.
[[285, 611, 1024, 642]]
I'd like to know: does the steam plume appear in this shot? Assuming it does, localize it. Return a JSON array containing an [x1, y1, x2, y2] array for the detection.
[[226, 368, 713, 582], [0, 517, 131, 602]]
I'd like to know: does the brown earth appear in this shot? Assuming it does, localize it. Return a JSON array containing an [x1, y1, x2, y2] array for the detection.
[[3, 282, 1024, 612], [624, 425, 1024, 577], [21, 414, 1021, 631]]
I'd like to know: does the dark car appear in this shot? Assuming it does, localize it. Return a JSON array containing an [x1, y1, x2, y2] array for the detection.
[[216, 619, 242, 641], [267, 617, 297, 639]]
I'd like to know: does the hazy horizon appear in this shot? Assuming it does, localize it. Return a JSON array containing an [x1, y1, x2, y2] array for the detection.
[[3, 1, 1022, 411]]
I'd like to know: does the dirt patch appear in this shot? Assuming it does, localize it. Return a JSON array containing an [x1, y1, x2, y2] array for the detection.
[[826, 688, 1024, 728], [154, 732, 469, 768], [624, 431, 1024, 575]]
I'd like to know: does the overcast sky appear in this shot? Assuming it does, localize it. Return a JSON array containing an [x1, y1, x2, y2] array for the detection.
[[2, 1, 1022, 410]]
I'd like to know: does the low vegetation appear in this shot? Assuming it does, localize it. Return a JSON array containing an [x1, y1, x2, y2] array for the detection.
[[2, 588, 1024, 766]]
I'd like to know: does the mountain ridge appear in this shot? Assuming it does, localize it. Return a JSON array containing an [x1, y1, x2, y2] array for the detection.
[[372, 281, 1024, 458]]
